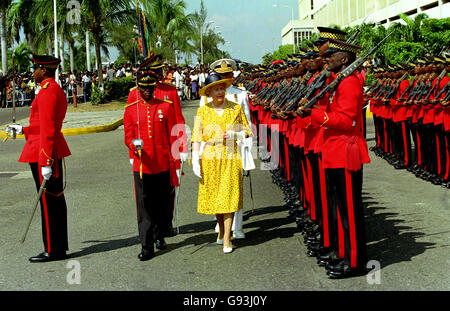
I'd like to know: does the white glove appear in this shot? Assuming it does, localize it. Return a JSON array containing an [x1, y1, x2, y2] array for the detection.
[[176, 169, 182, 178], [129, 159, 133, 165], [226, 130, 246, 142], [6, 124, 23, 136], [132, 138, 143, 150], [41, 166, 52, 180], [192, 150, 202, 179], [180, 152, 188, 163]]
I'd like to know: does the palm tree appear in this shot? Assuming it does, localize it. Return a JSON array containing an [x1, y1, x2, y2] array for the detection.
[[6, 0, 36, 50], [12, 42, 32, 73], [0, 0, 11, 73], [189, 0, 226, 65], [140, 0, 195, 63], [80, 0, 133, 87]]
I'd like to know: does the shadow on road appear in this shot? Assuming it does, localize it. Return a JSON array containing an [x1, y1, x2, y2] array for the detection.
[[68, 204, 296, 258], [68, 193, 436, 269], [362, 192, 435, 269]]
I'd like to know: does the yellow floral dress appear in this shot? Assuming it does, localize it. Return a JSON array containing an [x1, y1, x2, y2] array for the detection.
[[192, 99, 252, 215]]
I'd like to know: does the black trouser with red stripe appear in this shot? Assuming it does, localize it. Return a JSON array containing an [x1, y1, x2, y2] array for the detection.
[[30, 160, 68, 255], [133, 170, 172, 249], [326, 168, 367, 269]]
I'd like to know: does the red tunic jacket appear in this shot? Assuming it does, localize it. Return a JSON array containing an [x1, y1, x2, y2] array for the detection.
[[123, 97, 179, 186], [127, 82, 187, 153], [19, 78, 71, 167], [311, 73, 370, 171]]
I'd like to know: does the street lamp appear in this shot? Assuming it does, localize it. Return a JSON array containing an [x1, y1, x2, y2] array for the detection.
[[273, 4, 295, 54], [200, 20, 214, 65]]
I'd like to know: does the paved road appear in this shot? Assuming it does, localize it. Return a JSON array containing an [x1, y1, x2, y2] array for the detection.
[[0, 107, 30, 126], [0, 100, 449, 295]]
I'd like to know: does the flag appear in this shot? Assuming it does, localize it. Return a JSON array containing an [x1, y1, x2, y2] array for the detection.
[[136, 7, 148, 58]]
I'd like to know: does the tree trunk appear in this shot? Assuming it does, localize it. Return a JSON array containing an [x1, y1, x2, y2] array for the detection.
[[0, 7, 8, 73], [93, 33, 103, 88], [59, 34, 65, 72], [86, 30, 91, 72], [69, 41, 74, 73]]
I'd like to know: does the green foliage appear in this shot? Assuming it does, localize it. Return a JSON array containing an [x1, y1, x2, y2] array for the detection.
[[421, 18, 450, 54], [263, 15, 449, 67], [104, 76, 135, 101], [90, 84, 108, 105], [262, 45, 301, 65], [383, 41, 424, 64]]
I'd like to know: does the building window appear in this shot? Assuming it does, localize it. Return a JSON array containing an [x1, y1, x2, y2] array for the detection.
[[294, 30, 312, 45]]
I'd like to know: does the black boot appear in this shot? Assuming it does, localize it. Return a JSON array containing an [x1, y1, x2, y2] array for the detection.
[[138, 246, 155, 261]]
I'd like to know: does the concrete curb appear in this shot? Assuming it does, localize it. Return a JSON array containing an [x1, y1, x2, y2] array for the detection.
[[0, 117, 124, 139]]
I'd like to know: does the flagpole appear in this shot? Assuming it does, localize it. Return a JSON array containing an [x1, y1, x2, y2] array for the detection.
[[54, 0, 59, 84]]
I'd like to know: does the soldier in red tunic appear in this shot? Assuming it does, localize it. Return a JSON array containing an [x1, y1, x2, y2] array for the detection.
[[7, 54, 71, 262], [302, 39, 370, 278], [127, 53, 187, 237], [123, 71, 180, 261]]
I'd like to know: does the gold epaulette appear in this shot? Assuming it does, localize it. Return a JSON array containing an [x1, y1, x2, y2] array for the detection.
[[124, 100, 138, 108], [43, 82, 50, 89], [129, 86, 137, 92]]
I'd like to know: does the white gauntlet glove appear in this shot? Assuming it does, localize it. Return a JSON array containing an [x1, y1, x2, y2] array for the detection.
[[41, 166, 52, 180], [180, 152, 189, 163], [6, 124, 23, 136], [192, 150, 202, 179], [132, 138, 143, 150]]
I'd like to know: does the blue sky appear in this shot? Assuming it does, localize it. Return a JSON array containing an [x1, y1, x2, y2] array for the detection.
[[183, 0, 300, 64]]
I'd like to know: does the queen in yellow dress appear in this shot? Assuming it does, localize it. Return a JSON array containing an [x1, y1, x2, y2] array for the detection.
[[192, 73, 252, 254]]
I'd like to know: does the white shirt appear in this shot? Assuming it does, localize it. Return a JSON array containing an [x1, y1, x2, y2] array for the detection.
[[173, 71, 183, 89], [198, 73, 206, 87]]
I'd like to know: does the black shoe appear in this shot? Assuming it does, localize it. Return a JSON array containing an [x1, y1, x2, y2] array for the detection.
[[138, 247, 155, 261], [326, 259, 346, 272], [155, 238, 167, 250], [327, 266, 368, 279], [29, 251, 67, 263]]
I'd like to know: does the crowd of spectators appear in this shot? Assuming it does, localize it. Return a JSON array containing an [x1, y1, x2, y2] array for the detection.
[[0, 62, 241, 108], [0, 64, 134, 108], [162, 64, 241, 101]]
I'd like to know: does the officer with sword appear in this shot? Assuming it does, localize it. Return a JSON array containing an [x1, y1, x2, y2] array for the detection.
[[6, 54, 71, 263]]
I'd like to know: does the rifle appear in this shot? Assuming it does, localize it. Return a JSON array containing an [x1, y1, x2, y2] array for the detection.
[[442, 84, 450, 103], [403, 73, 429, 103], [373, 78, 392, 100], [271, 72, 310, 111], [398, 74, 419, 101], [434, 81, 449, 102], [409, 73, 435, 104], [346, 16, 369, 44], [274, 76, 308, 109], [364, 78, 383, 96], [279, 71, 315, 113], [422, 69, 447, 103], [384, 71, 409, 100], [301, 30, 396, 111]]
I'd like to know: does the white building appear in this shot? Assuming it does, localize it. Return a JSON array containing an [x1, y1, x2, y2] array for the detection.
[[280, 0, 450, 45]]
